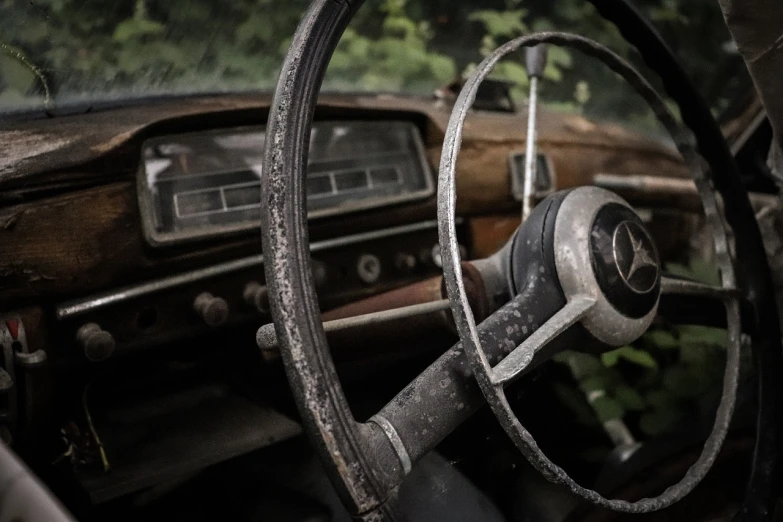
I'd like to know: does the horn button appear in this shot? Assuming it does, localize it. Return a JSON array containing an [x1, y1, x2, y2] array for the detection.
[[590, 203, 661, 318], [507, 187, 663, 347]]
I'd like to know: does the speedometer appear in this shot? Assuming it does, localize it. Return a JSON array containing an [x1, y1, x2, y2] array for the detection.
[[137, 121, 433, 246]]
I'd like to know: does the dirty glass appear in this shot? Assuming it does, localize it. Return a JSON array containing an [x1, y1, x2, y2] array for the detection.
[[1, 0, 750, 129]]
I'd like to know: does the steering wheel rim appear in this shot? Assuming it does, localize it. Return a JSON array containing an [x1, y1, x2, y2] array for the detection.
[[260, 1, 782, 520], [437, 31, 739, 514]]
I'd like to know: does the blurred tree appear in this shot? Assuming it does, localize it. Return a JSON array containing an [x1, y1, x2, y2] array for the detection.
[[1, 0, 750, 124]]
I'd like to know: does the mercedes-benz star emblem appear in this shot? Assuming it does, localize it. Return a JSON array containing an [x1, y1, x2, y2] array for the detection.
[[612, 221, 659, 294]]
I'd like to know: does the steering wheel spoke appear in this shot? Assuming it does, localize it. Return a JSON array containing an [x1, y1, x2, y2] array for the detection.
[[660, 275, 740, 300], [490, 295, 596, 386], [367, 283, 581, 476]]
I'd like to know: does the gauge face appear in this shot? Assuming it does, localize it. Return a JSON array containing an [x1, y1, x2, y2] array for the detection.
[[137, 121, 433, 246]]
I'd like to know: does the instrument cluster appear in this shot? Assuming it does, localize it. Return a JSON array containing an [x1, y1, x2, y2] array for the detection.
[[138, 120, 433, 246]]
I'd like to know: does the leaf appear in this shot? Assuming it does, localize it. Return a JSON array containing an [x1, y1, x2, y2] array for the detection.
[[678, 325, 727, 350], [574, 81, 591, 105], [688, 259, 721, 285], [591, 395, 624, 423], [383, 16, 418, 41], [678, 341, 713, 365], [614, 385, 646, 411], [113, 18, 165, 43], [543, 64, 563, 83], [606, 346, 658, 369], [236, 14, 274, 45], [0, 55, 38, 93], [643, 329, 679, 350], [13, 20, 49, 45], [468, 9, 528, 38], [580, 375, 611, 393], [601, 349, 621, 367], [491, 61, 529, 88], [663, 262, 693, 279], [548, 46, 573, 68], [557, 351, 603, 379]]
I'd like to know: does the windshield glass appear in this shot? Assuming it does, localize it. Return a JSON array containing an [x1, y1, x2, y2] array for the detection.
[[2, 0, 750, 126]]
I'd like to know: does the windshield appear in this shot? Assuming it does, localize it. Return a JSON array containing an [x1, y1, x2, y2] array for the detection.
[[2, 0, 750, 126]]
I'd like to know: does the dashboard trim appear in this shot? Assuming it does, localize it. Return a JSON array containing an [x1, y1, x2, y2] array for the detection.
[[55, 219, 449, 320]]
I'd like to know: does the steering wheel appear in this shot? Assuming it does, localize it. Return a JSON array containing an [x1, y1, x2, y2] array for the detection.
[[260, 1, 782, 520]]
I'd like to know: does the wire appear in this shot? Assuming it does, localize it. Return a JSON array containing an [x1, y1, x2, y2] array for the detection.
[[82, 381, 111, 473]]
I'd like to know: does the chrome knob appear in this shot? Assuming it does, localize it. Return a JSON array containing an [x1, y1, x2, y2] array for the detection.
[[193, 293, 229, 327], [77, 323, 116, 362], [243, 282, 270, 314], [395, 253, 417, 274]]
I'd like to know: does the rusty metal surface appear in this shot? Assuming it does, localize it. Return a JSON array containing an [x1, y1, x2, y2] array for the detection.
[[259, 0, 405, 519], [437, 32, 741, 514]]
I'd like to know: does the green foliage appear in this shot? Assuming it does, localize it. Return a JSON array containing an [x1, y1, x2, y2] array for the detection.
[[326, 0, 457, 93], [0, 0, 749, 122], [554, 259, 731, 441], [468, 9, 528, 41], [591, 395, 624, 423], [113, 18, 166, 42], [614, 385, 645, 411], [601, 345, 658, 369]]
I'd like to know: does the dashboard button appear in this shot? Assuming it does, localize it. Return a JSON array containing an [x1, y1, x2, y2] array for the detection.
[[193, 293, 229, 327]]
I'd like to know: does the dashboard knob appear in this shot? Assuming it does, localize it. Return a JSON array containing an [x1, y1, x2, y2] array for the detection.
[[430, 245, 443, 268], [395, 253, 417, 274], [312, 260, 328, 288], [357, 254, 382, 284], [243, 282, 270, 314], [194, 293, 229, 327], [0, 368, 13, 392], [421, 244, 467, 269], [76, 323, 116, 362]]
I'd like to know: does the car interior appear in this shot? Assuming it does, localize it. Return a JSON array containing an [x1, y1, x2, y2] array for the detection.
[[2, 0, 783, 520]]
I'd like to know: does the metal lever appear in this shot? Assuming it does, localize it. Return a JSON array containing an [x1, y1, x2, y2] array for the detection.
[[256, 299, 451, 352], [522, 44, 549, 221]]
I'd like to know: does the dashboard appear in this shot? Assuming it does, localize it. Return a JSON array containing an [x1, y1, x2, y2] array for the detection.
[[0, 93, 712, 502], [0, 95, 698, 363]]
